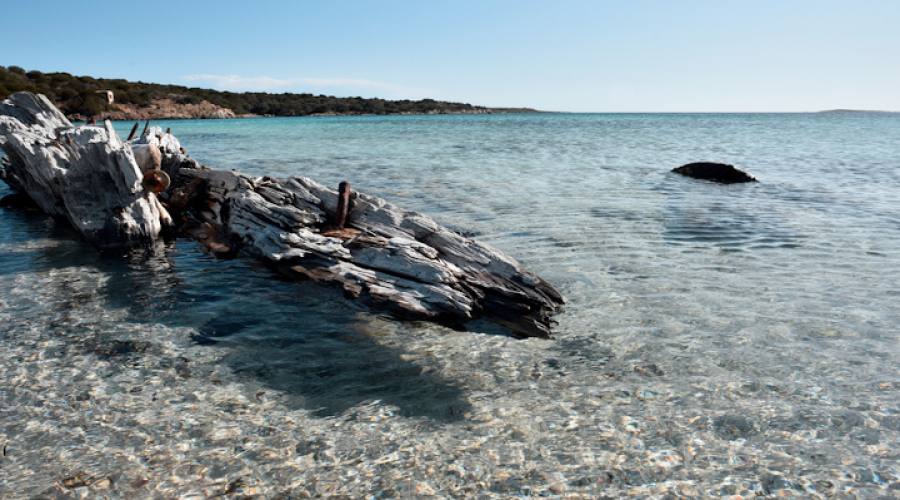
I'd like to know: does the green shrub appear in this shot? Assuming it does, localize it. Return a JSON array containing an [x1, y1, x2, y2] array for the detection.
[[0, 66, 487, 117]]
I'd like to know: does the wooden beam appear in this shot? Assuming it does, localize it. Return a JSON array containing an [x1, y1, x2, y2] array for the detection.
[[126, 122, 139, 141]]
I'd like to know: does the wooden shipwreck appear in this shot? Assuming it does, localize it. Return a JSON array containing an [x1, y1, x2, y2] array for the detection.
[[0, 92, 563, 338]]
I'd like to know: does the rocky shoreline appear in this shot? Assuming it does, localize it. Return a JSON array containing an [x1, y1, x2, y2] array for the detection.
[[69, 99, 251, 121], [71, 99, 538, 121]]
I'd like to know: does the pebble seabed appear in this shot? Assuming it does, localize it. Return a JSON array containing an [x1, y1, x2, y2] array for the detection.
[[2, 112, 900, 497], [1, 232, 897, 498]]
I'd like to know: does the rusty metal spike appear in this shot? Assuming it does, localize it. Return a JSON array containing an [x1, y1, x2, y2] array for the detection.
[[142, 170, 170, 193], [335, 181, 351, 229]]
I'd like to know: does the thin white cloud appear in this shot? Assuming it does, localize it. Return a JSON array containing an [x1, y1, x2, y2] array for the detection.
[[183, 74, 293, 90], [181, 74, 431, 99]]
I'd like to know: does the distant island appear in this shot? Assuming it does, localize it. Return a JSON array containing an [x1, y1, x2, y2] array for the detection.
[[817, 109, 898, 114], [0, 66, 537, 120]]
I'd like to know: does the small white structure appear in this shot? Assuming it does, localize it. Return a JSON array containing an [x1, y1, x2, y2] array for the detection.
[[95, 90, 114, 105]]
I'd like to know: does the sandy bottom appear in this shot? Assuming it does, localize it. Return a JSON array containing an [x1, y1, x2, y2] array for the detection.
[[1, 237, 897, 498]]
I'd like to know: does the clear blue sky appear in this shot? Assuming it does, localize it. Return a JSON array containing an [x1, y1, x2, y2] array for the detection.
[[3, 0, 899, 111]]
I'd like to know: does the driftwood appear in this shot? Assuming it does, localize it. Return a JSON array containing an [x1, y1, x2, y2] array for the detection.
[[0, 92, 171, 247], [0, 92, 564, 338]]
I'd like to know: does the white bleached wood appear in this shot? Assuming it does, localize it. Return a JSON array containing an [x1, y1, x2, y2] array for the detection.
[[164, 160, 564, 337], [0, 92, 171, 247]]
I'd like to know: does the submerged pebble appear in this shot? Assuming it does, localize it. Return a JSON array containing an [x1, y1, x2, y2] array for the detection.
[[2, 114, 900, 497]]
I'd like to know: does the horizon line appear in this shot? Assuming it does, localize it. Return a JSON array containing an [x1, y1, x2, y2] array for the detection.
[[532, 109, 900, 114]]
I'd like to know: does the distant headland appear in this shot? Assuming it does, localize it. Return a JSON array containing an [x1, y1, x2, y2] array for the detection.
[[0, 66, 537, 120], [817, 109, 898, 114]]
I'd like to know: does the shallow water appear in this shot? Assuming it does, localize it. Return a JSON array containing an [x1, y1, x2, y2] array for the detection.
[[1, 112, 899, 497]]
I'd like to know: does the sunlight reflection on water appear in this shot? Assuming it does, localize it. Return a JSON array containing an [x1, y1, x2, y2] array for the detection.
[[1, 112, 898, 496]]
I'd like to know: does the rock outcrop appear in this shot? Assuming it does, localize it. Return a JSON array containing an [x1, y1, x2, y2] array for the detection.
[[672, 162, 757, 184], [101, 98, 241, 120]]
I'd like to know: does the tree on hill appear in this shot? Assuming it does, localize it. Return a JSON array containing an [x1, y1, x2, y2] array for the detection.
[[0, 66, 492, 118]]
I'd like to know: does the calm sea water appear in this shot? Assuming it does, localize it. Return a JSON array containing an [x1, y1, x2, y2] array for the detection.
[[1, 113, 898, 496]]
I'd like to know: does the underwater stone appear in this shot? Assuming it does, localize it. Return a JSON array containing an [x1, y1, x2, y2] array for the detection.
[[713, 414, 758, 440], [87, 339, 152, 358]]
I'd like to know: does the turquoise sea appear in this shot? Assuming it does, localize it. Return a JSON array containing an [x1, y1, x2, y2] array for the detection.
[[1, 112, 899, 496]]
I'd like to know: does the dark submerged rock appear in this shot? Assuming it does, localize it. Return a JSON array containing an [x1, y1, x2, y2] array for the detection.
[[713, 414, 758, 440], [672, 162, 757, 184], [60, 471, 95, 489], [760, 473, 798, 495], [87, 339, 152, 358]]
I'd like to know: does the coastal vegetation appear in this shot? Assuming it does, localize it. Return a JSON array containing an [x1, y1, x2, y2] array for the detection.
[[0, 66, 526, 119]]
